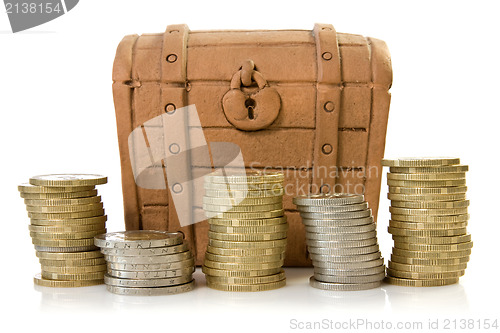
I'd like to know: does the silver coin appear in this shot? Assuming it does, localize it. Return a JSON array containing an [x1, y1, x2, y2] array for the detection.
[[301, 216, 374, 227], [104, 274, 193, 287], [305, 224, 376, 234], [305, 231, 377, 241], [296, 202, 369, 213], [309, 245, 380, 258], [94, 230, 184, 249], [309, 276, 381, 291], [306, 238, 377, 249], [314, 272, 385, 284], [107, 267, 194, 279], [107, 258, 195, 271], [307, 240, 378, 254], [300, 209, 372, 220], [34, 245, 98, 252], [106, 280, 195, 296], [293, 194, 364, 206], [314, 264, 386, 276], [312, 258, 385, 269], [104, 251, 192, 264], [99, 242, 189, 256], [311, 251, 382, 264]]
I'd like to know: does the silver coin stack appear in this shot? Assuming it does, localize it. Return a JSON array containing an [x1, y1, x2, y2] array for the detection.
[[293, 194, 385, 291], [94, 231, 195, 296]]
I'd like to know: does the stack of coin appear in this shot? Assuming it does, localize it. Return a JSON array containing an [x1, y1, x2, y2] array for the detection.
[[18, 174, 108, 287], [95, 231, 195, 296], [293, 194, 385, 291], [381, 157, 472, 287], [202, 171, 288, 292]]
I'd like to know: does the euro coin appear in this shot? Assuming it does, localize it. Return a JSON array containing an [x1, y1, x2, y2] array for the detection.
[[381, 157, 460, 167], [309, 276, 381, 291], [29, 174, 107, 187], [385, 276, 459, 287]]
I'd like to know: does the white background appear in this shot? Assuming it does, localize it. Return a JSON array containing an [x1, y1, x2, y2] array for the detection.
[[1, 1, 499, 332]]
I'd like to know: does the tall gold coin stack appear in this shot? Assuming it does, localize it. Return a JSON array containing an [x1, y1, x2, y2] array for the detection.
[[381, 158, 472, 287], [294, 194, 385, 291], [18, 174, 108, 287], [95, 231, 196, 296], [202, 171, 288, 292]]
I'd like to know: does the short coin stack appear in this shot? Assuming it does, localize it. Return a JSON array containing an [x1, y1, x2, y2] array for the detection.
[[19, 174, 108, 287], [382, 157, 472, 287], [293, 194, 385, 291], [202, 171, 288, 292], [95, 231, 195, 296]]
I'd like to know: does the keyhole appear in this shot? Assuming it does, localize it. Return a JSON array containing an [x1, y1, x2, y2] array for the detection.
[[245, 98, 256, 120]]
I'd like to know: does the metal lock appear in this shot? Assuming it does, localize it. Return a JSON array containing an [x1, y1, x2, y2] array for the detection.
[[222, 60, 281, 131]]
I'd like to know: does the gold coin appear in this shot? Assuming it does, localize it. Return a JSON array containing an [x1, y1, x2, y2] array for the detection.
[[204, 252, 285, 264], [203, 202, 282, 212], [33, 273, 103, 287], [18, 183, 95, 193], [32, 237, 96, 247], [201, 265, 282, 277], [207, 231, 287, 242], [392, 234, 472, 244], [41, 264, 107, 274], [41, 271, 106, 281], [208, 210, 284, 220], [39, 257, 105, 267], [30, 229, 106, 240], [29, 223, 106, 233], [203, 196, 282, 206], [26, 203, 104, 213], [24, 196, 102, 206], [388, 261, 467, 273], [386, 267, 465, 279], [208, 216, 287, 227], [391, 214, 469, 223], [387, 173, 466, 181], [385, 276, 459, 287], [29, 174, 107, 187], [381, 157, 460, 167], [209, 223, 288, 234], [34, 245, 98, 252], [205, 271, 285, 285], [208, 238, 287, 249], [392, 247, 471, 259], [205, 245, 286, 257], [389, 207, 468, 216], [20, 189, 99, 200], [204, 188, 283, 198], [30, 215, 108, 226], [390, 255, 469, 265], [389, 220, 468, 230], [28, 209, 105, 220], [390, 200, 469, 209], [388, 179, 466, 188], [388, 186, 467, 195], [204, 171, 284, 184], [206, 279, 286, 292], [389, 165, 469, 174], [388, 227, 467, 237], [394, 241, 473, 251], [387, 193, 467, 201], [203, 259, 284, 271]]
